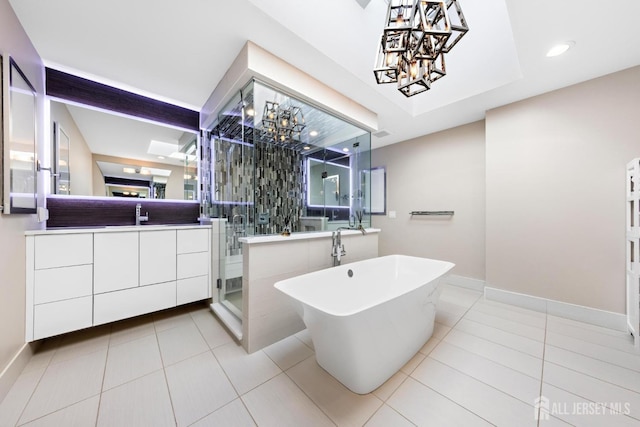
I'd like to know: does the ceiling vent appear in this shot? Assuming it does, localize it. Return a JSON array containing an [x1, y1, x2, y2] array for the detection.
[[373, 130, 390, 138]]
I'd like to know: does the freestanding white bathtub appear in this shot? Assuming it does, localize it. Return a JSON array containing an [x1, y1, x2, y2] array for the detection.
[[274, 254, 454, 394]]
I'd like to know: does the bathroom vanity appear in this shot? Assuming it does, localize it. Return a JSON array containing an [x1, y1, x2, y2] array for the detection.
[[24, 224, 214, 341]]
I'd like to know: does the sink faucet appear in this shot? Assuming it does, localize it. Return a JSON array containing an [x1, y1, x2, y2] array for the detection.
[[135, 203, 149, 226], [331, 228, 347, 266]]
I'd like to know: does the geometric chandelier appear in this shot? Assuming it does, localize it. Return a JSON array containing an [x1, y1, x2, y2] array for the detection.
[[373, 0, 469, 97], [260, 101, 306, 144]]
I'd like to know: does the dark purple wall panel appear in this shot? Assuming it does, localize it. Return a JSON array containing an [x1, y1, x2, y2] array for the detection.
[[46, 197, 200, 228]]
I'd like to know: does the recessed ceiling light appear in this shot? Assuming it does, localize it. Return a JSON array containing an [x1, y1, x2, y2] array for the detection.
[[546, 41, 575, 57], [343, 148, 350, 152], [303, 146, 311, 150], [158, 156, 165, 160], [245, 107, 255, 116], [309, 130, 318, 137]]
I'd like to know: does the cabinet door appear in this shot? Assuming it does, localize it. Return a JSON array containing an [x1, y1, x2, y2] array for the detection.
[[139, 230, 176, 286], [94, 232, 139, 293]]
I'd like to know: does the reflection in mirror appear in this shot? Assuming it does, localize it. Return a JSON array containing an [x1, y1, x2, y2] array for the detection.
[[6, 58, 37, 213], [53, 122, 70, 194], [48, 99, 198, 200]]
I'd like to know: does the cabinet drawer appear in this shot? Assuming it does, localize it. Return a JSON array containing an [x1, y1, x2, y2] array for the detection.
[[35, 234, 93, 269], [177, 252, 209, 279], [94, 232, 139, 293], [177, 275, 210, 305], [93, 281, 176, 325], [177, 228, 209, 254], [33, 296, 93, 340], [34, 264, 92, 304], [140, 230, 176, 286]]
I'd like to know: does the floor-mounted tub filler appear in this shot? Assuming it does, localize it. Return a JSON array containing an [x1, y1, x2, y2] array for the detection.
[[274, 254, 455, 394]]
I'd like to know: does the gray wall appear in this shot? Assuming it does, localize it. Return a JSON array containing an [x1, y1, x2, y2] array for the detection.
[[0, 0, 44, 380], [372, 121, 486, 280], [373, 65, 640, 314], [486, 65, 640, 314]]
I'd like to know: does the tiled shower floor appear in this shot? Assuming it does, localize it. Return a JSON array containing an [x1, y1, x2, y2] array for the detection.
[[1, 284, 639, 426]]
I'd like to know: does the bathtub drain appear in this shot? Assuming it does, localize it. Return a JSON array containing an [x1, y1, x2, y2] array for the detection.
[[347, 269, 354, 278]]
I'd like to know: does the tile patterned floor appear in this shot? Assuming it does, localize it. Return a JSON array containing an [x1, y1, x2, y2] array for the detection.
[[1, 285, 640, 426]]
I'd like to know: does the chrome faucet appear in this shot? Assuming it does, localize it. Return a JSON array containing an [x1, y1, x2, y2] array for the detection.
[[331, 229, 346, 266], [135, 203, 149, 226]]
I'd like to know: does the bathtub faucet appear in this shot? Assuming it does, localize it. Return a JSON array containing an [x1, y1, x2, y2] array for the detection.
[[331, 229, 346, 266]]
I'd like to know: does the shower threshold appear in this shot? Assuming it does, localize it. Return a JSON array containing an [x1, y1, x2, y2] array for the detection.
[[210, 302, 242, 341]]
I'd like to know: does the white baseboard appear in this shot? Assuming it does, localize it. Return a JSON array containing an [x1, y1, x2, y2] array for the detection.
[[0, 342, 37, 403], [447, 275, 485, 292], [484, 286, 628, 332]]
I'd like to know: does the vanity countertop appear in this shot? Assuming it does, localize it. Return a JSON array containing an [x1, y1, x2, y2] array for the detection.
[[25, 224, 211, 236], [239, 228, 380, 245]]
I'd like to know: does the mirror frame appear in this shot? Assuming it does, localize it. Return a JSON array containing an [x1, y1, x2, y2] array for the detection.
[[3, 57, 38, 214]]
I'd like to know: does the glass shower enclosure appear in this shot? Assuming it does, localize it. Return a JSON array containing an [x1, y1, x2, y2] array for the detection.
[[205, 79, 371, 328]]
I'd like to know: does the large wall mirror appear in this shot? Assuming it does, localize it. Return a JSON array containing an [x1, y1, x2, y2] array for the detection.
[[3, 57, 38, 214], [48, 99, 198, 201]]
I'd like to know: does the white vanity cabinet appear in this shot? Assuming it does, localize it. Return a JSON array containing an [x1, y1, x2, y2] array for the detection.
[[26, 225, 212, 341], [93, 232, 139, 293], [176, 228, 211, 305], [27, 234, 94, 341]]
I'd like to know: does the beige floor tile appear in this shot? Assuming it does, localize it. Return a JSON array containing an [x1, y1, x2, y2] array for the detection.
[[157, 322, 209, 367], [472, 299, 547, 328], [108, 315, 156, 347], [544, 361, 640, 421], [411, 358, 536, 426], [21, 339, 59, 374], [294, 329, 314, 350], [371, 370, 407, 402], [190, 398, 256, 427], [364, 404, 415, 427], [0, 367, 45, 426], [19, 348, 106, 424], [400, 352, 425, 375], [213, 343, 281, 395], [432, 321, 451, 340], [191, 309, 235, 350], [262, 334, 314, 371], [242, 373, 333, 427], [49, 326, 111, 365], [418, 336, 440, 356], [21, 395, 99, 427], [544, 345, 640, 394], [287, 357, 383, 426], [154, 307, 198, 333], [454, 318, 544, 358], [541, 383, 639, 426], [546, 331, 640, 372], [102, 334, 163, 390], [165, 351, 237, 427], [97, 370, 174, 427], [444, 329, 543, 379], [429, 341, 540, 405], [440, 285, 483, 308], [387, 377, 491, 426], [464, 310, 546, 342]]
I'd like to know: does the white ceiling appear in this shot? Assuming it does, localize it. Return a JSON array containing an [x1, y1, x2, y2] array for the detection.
[[9, 0, 640, 149]]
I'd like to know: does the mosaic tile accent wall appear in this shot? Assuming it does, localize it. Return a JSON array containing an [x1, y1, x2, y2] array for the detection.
[[212, 137, 304, 240]]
